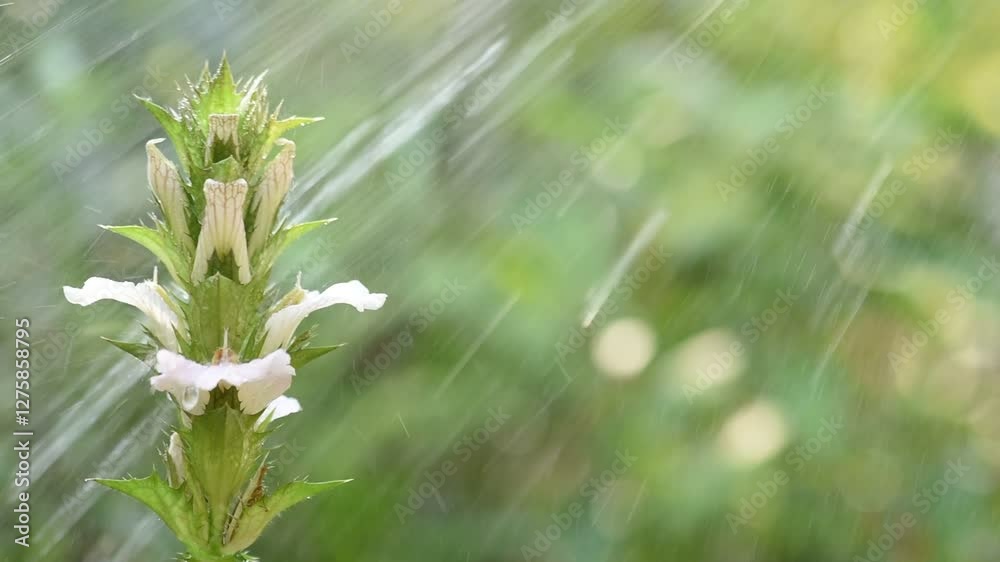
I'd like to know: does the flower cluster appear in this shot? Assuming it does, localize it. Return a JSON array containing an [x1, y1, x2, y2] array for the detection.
[[63, 58, 385, 561]]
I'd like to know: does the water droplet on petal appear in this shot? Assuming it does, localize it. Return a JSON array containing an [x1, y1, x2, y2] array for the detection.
[[181, 386, 200, 411]]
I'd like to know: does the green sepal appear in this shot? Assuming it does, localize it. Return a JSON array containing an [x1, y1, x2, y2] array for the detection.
[[101, 337, 156, 362], [289, 344, 346, 368], [102, 224, 190, 286], [222, 479, 352, 555], [90, 473, 213, 557]]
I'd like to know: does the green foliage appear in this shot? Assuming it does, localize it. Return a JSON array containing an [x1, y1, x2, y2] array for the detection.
[[91, 474, 214, 558], [102, 224, 190, 286], [101, 337, 157, 362], [289, 343, 345, 369], [223, 480, 351, 554]]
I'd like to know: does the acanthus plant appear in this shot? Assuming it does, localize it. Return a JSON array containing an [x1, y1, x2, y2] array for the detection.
[[63, 58, 386, 561]]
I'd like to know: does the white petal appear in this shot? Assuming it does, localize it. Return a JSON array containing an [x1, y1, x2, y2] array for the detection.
[[260, 280, 387, 354], [168, 432, 185, 485], [248, 139, 295, 256], [146, 139, 193, 248], [150, 350, 216, 414], [205, 113, 240, 162], [254, 395, 302, 429], [151, 349, 294, 415], [192, 179, 252, 284], [63, 277, 181, 351], [224, 350, 295, 414]]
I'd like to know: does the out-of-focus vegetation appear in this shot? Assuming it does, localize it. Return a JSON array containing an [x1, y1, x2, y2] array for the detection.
[[3, 0, 1000, 560]]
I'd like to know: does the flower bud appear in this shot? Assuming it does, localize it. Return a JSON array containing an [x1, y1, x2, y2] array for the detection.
[[193, 179, 252, 284], [248, 139, 295, 256], [146, 139, 194, 249], [167, 432, 186, 487]]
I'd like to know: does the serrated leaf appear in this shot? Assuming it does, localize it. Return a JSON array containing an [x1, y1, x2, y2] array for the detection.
[[253, 218, 336, 274], [223, 479, 351, 554], [103, 224, 189, 285], [281, 218, 336, 247], [270, 116, 323, 139], [101, 337, 156, 362], [139, 97, 193, 176], [91, 473, 212, 555], [248, 116, 323, 176], [290, 344, 346, 368]]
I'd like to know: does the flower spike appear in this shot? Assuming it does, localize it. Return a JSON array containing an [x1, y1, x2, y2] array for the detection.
[[65, 58, 384, 560]]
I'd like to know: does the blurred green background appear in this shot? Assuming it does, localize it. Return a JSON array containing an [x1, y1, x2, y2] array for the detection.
[[4, 0, 1000, 560]]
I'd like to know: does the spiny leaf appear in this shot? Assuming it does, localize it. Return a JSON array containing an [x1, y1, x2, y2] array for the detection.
[[290, 344, 346, 369], [102, 224, 190, 285], [139, 97, 193, 177], [101, 337, 156, 362], [279, 218, 337, 251], [248, 116, 323, 176], [91, 473, 211, 555], [253, 218, 336, 273], [222, 479, 352, 554]]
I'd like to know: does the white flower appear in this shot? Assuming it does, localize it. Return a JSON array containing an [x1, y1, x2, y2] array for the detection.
[[248, 139, 295, 256], [192, 179, 252, 285], [260, 279, 387, 355], [63, 276, 183, 351], [151, 349, 294, 415], [146, 139, 193, 249], [205, 113, 240, 162], [255, 395, 302, 430], [168, 431, 185, 485]]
